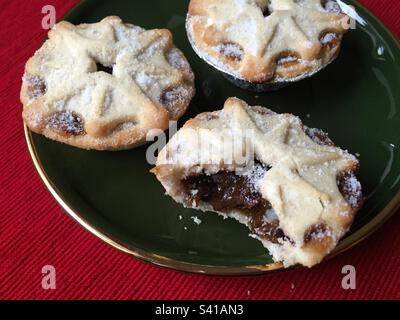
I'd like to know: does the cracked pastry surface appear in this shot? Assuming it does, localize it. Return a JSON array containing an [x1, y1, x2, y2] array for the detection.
[[152, 97, 363, 267], [21, 16, 195, 150], [186, 0, 350, 83]]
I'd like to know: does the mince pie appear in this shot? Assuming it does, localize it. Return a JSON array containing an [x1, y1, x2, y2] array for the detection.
[[152, 97, 363, 267], [21, 16, 195, 150], [186, 0, 350, 91]]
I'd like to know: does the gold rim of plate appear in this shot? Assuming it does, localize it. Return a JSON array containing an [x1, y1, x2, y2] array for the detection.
[[21, 0, 400, 275], [24, 124, 400, 275]]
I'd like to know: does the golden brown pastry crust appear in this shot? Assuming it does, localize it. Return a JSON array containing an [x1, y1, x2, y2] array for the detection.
[[21, 16, 195, 150], [152, 98, 362, 267], [187, 0, 349, 83]]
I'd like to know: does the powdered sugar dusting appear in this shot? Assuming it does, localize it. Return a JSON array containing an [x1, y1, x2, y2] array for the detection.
[[225, 20, 257, 54], [54, 100, 66, 112], [135, 72, 157, 91], [305, 127, 335, 147], [187, 0, 342, 85], [216, 43, 244, 61], [114, 122, 136, 132], [321, 32, 338, 45], [305, 224, 335, 242], [46, 111, 85, 135], [114, 24, 145, 49], [137, 40, 165, 61], [81, 86, 93, 106], [166, 48, 188, 70], [243, 161, 269, 192], [323, 0, 342, 13], [103, 91, 113, 113], [161, 86, 189, 109], [277, 55, 298, 65], [233, 0, 247, 7], [24, 74, 47, 103], [338, 173, 362, 209]]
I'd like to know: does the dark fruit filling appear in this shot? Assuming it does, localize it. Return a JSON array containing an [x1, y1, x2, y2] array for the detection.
[[181, 138, 362, 244], [47, 111, 86, 136], [217, 42, 244, 61], [304, 126, 335, 147], [161, 86, 188, 116], [337, 172, 363, 210], [304, 223, 331, 243], [25, 74, 47, 100], [182, 162, 287, 244]]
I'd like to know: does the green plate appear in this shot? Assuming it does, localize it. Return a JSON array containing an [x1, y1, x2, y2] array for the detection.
[[25, 0, 400, 275]]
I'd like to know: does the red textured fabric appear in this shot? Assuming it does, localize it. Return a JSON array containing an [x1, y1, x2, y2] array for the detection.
[[0, 0, 399, 300]]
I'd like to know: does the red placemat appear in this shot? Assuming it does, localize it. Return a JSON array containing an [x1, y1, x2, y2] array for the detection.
[[0, 0, 399, 300]]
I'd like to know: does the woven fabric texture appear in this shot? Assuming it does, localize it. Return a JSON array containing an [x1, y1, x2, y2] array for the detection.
[[0, 0, 399, 300]]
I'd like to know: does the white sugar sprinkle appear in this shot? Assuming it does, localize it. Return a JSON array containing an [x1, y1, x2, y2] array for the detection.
[[324, 0, 342, 13], [321, 32, 337, 45], [135, 72, 156, 90], [277, 55, 298, 64], [166, 48, 187, 70], [191, 216, 202, 225], [243, 162, 268, 191], [215, 42, 244, 60]]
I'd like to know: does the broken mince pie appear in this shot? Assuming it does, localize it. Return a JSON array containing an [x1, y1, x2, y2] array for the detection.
[[21, 16, 195, 150], [152, 98, 362, 268], [186, 0, 350, 91]]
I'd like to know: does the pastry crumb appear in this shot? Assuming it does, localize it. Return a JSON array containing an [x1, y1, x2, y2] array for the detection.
[[191, 216, 202, 225]]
